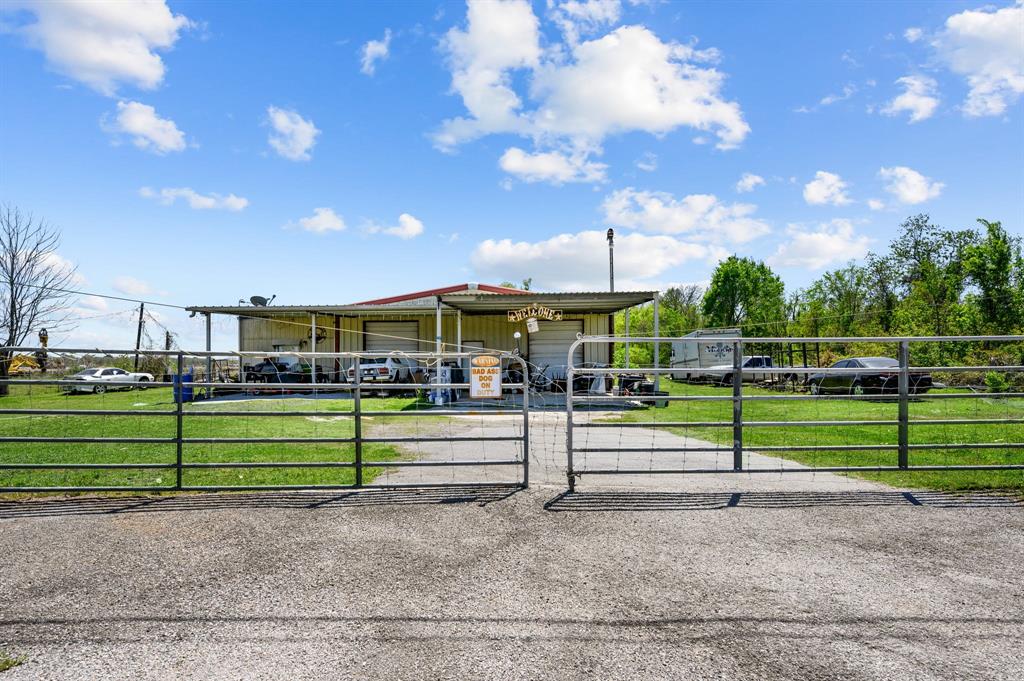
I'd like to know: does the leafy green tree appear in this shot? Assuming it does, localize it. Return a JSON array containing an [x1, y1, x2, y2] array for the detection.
[[701, 256, 786, 336], [660, 284, 703, 332], [963, 219, 1021, 333], [887, 214, 975, 337], [802, 263, 868, 336]]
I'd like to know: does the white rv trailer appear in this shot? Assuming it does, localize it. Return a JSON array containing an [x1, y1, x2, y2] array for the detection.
[[669, 328, 741, 381]]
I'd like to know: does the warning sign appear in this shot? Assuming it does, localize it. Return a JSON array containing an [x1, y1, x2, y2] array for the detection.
[[470, 354, 502, 398]]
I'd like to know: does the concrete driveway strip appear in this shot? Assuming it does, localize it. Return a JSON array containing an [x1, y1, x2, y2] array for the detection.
[[380, 410, 893, 491]]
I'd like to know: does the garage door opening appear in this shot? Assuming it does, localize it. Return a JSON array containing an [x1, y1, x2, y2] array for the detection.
[[364, 321, 422, 355], [528, 321, 583, 379]]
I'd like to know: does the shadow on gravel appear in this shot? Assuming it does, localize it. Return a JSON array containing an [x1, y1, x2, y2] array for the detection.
[[0, 485, 523, 519], [544, 489, 1024, 512]]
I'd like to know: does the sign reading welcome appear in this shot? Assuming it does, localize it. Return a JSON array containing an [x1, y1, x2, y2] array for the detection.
[[507, 305, 563, 323]]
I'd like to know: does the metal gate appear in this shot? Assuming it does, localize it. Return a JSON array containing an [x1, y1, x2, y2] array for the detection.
[[565, 335, 1024, 491], [0, 347, 530, 493]]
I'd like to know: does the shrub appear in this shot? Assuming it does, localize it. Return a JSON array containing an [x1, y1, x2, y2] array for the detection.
[[985, 371, 1009, 394]]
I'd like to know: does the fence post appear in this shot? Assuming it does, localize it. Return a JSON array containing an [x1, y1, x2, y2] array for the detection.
[[175, 351, 184, 490], [732, 341, 743, 471], [566, 365, 575, 492], [520, 357, 529, 488], [898, 340, 910, 469], [353, 358, 363, 487]]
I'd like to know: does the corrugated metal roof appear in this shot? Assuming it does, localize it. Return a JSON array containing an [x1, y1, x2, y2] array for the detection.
[[186, 289, 655, 316]]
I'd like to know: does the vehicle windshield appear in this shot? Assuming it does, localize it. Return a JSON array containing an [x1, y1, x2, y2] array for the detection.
[[73, 369, 100, 377], [858, 357, 899, 368], [360, 358, 388, 364]]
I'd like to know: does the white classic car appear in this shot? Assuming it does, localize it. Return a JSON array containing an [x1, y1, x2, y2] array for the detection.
[[62, 367, 155, 394]]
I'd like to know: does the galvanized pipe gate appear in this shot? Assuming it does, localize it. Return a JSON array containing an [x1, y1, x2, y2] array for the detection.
[[565, 335, 1024, 491], [0, 347, 530, 493]]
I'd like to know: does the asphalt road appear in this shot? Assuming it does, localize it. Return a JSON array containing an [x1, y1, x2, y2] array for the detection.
[[1, 481, 1022, 680]]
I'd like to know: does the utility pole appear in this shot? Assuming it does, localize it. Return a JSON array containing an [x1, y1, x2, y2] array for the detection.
[[133, 302, 145, 371], [606, 228, 615, 292], [607, 228, 615, 367]]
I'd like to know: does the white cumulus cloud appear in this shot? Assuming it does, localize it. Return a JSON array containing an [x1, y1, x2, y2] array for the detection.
[[266, 106, 320, 161], [878, 166, 944, 204], [365, 213, 425, 240], [635, 152, 658, 172], [881, 75, 940, 123], [9, 0, 192, 95], [934, 2, 1024, 117], [78, 295, 109, 312], [602, 188, 770, 244], [499, 147, 607, 184], [103, 101, 185, 154], [294, 208, 346, 234], [803, 171, 852, 206], [904, 27, 924, 43], [112, 275, 153, 296], [867, 198, 885, 211], [360, 29, 392, 75], [769, 219, 871, 269], [735, 172, 765, 193], [471, 229, 722, 290], [434, 1, 748, 183], [140, 187, 248, 211], [548, 0, 621, 45]]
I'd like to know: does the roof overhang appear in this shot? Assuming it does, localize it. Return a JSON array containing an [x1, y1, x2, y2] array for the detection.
[[439, 291, 655, 315], [187, 291, 655, 317]]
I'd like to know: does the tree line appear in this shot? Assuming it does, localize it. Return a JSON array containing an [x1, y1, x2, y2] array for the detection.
[[616, 215, 1024, 367]]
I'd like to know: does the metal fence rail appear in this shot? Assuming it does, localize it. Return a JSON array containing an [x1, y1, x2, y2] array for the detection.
[[565, 335, 1024, 491], [0, 347, 530, 493]]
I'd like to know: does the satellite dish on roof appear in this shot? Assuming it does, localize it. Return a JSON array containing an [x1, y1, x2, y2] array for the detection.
[[249, 294, 276, 307]]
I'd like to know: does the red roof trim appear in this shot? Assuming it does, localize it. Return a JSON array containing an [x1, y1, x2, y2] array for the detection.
[[352, 283, 529, 306]]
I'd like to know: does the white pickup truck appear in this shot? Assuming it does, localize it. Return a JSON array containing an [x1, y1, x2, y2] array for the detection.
[[704, 355, 775, 385]]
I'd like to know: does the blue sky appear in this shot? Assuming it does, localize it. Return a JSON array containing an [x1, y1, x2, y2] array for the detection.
[[1, 0, 1022, 349]]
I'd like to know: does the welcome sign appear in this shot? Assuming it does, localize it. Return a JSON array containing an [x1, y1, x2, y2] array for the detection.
[[507, 305, 563, 322]]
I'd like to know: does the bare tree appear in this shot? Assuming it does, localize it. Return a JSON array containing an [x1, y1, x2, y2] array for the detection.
[[0, 205, 78, 394]]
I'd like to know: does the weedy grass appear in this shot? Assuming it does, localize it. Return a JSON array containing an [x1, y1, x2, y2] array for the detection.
[[0, 652, 26, 673]]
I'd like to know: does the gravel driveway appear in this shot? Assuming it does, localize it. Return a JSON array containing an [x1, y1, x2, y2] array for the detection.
[[1, 413, 1022, 680]]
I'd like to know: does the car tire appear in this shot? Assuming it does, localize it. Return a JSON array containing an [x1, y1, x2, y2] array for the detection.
[[93, 385, 106, 394], [852, 381, 864, 396], [137, 376, 150, 390], [810, 381, 820, 396]]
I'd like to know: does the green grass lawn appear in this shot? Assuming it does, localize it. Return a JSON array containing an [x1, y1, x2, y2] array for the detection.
[[0, 384, 438, 491], [611, 380, 1024, 492]]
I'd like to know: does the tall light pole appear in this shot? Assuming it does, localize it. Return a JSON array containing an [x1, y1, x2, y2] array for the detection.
[[606, 228, 614, 292]]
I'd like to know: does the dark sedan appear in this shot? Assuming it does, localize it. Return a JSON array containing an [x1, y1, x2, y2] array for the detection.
[[808, 357, 933, 396]]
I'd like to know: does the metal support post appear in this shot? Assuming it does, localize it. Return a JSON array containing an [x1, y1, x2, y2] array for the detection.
[[204, 313, 213, 396], [566, 366, 575, 491], [732, 341, 743, 471], [624, 308, 631, 369], [175, 351, 184, 489], [353, 358, 363, 486], [310, 313, 317, 385], [521, 359, 530, 488], [653, 291, 660, 392], [898, 340, 910, 469]]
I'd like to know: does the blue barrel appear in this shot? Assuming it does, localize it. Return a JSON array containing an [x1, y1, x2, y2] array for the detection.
[[173, 373, 194, 403]]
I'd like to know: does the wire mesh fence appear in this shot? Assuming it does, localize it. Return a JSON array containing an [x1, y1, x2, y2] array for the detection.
[[566, 335, 1024, 491], [0, 347, 530, 493]]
